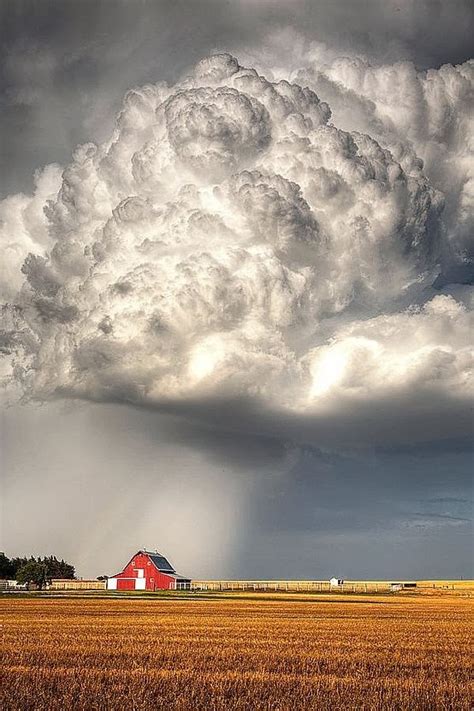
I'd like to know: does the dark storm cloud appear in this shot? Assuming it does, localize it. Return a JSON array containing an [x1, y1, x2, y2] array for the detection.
[[3, 400, 471, 578], [236, 444, 473, 579], [122, 402, 296, 471], [255, 446, 473, 535], [106, 405, 473, 579], [148, 388, 473, 452]]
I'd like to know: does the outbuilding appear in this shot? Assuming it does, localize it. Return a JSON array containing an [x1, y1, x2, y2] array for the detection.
[[390, 581, 417, 591], [107, 549, 191, 591]]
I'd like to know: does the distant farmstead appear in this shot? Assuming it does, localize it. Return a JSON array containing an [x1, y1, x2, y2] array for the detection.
[[107, 550, 191, 591]]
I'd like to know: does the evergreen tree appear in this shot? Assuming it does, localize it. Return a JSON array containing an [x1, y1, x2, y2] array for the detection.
[[0, 553, 76, 582], [0, 552, 15, 578], [10, 556, 30, 577], [41, 556, 75, 580], [16, 561, 48, 589]]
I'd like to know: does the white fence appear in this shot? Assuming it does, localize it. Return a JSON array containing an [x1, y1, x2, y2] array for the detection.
[[0, 580, 28, 591], [190, 580, 395, 593]]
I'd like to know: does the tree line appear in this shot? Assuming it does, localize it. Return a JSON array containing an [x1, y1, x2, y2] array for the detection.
[[0, 552, 76, 589]]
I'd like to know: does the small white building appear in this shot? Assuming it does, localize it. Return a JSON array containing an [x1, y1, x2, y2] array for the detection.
[[330, 577, 344, 587], [390, 581, 417, 591]]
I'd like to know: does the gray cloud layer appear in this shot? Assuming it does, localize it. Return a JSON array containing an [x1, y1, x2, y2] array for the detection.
[[3, 401, 471, 578]]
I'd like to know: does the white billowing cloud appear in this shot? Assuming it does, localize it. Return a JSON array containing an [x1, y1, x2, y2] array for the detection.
[[292, 55, 474, 260], [308, 295, 472, 404], [1, 53, 472, 446], [0, 164, 62, 301]]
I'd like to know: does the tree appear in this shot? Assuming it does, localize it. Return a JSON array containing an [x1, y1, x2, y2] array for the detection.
[[0, 553, 76, 584], [41, 556, 75, 580], [0, 552, 15, 579], [10, 556, 29, 577], [16, 561, 48, 589]]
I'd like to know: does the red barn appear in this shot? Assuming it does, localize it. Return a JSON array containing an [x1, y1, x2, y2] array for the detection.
[[107, 549, 191, 591]]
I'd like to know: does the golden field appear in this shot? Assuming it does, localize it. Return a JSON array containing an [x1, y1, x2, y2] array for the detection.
[[1, 593, 472, 710]]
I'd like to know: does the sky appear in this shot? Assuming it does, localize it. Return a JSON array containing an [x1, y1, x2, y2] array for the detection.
[[1, 0, 473, 580]]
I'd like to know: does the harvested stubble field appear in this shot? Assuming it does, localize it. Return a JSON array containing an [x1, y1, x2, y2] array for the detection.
[[1, 593, 472, 710]]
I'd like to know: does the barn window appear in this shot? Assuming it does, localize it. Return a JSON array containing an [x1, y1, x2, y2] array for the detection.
[[131, 560, 135, 566]]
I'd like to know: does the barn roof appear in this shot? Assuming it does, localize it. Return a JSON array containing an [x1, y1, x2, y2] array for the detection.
[[141, 550, 176, 574]]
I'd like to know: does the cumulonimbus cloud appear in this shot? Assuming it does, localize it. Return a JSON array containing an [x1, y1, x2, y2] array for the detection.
[[1, 53, 472, 447]]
